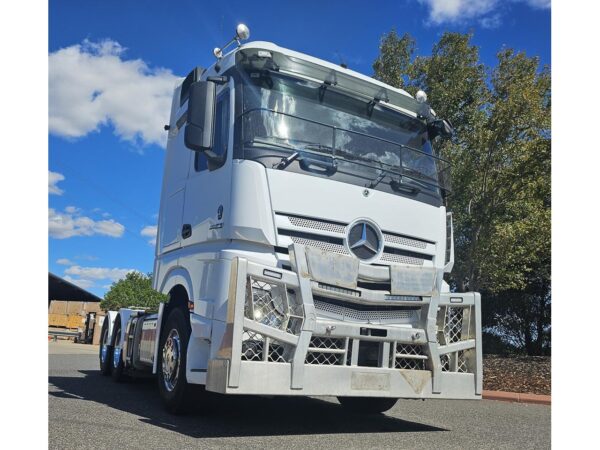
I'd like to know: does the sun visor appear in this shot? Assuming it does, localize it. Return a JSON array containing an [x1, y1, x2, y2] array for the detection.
[[236, 47, 421, 116]]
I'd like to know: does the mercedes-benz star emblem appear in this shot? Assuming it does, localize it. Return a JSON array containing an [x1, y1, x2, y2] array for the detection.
[[347, 221, 382, 261]]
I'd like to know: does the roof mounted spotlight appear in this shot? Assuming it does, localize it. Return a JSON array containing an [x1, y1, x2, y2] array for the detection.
[[213, 23, 251, 59]]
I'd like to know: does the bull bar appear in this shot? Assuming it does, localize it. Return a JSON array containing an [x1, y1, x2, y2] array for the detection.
[[206, 244, 482, 399]]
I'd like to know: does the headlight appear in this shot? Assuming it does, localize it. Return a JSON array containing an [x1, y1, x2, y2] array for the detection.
[[245, 277, 303, 335]]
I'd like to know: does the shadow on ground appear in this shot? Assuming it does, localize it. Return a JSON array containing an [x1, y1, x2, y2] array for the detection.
[[49, 370, 447, 439]]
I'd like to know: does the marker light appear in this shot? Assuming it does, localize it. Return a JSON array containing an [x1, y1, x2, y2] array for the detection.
[[236, 23, 250, 40], [213, 23, 251, 60], [415, 90, 428, 104]]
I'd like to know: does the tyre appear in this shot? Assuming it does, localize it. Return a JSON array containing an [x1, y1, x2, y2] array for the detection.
[[157, 307, 199, 414], [99, 317, 113, 376], [337, 397, 398, 414], [111, 317, 126, 382]]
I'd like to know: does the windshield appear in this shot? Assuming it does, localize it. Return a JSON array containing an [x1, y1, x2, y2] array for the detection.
[[235, 69, 450, 204]]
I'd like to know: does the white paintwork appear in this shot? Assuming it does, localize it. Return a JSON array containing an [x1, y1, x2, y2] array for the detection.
[[136, 39, 481, 402], [157, 83, 189, 255], [267, 168, 445, 245], [219, 41, 415, 102], [229, 160, 278, 246], [181, 81, 234, 249]]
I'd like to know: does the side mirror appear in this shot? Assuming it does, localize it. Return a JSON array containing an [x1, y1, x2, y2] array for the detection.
[[184, 81, 216, 151], [428, 119, 454, 140]]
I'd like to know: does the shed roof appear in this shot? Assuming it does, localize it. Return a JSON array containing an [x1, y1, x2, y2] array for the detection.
[[49, 273, 102, 304]]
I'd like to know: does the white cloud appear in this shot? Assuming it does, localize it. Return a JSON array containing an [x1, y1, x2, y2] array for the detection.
[[49, 39, 180, 148], [56, 258, 74, 265], [140, 225, 157, 246], [49, 171, 65, 195], [63, 265, 136, 292], [479, 13, 502, 29], [63, 275, 96, 290], [417, 0, 550, 25], [65, 265, 136, 281], [417, 0, 498, 24], [49, 207, 125, 239], [522, 0, 551, 8]]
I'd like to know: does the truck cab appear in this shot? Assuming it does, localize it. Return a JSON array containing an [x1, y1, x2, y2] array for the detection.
[[100, 28, 482, 414]]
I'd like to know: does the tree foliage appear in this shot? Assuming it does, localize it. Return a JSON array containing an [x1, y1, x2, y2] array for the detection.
[[373, 30, 551, 354], [101, 272, 167, 312]]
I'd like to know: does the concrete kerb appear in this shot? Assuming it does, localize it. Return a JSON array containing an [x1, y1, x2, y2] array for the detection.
[[482, 390, 551, 405]]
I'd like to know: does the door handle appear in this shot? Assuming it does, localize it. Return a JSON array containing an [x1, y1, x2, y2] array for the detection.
[[182, 224, 192, 239]]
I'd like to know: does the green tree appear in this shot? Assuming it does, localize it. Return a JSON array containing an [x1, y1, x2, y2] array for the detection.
[[373, 30, 415, 89], [101, 272, 167, 311], [373, 31, 551, 355]]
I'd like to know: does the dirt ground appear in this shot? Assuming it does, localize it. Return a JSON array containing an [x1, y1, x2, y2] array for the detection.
[[483, 355, 551, 395]]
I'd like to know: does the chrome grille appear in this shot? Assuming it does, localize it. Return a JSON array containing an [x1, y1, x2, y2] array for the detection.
[[380, 252, 426, 265], [278, 213, 431, 254], [383, 232, 427, 249], [289, 236, 348, 255], [313, 298, 416, 323], [288, 236, 426, 266], [288, 216, 346, 234]]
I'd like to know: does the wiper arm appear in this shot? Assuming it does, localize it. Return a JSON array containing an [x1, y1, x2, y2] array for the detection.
[[273, 152, 300, 170], [401, 165, 436, 183], [367, 171, 387, 189], [245, 138, 296, 152], [364, 169, 422, 194], [390, 178, 421, 194]]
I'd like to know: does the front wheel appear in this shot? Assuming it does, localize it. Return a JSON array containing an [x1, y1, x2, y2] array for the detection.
[[157, 307, 199, 414], [337, 397, 398, 414]]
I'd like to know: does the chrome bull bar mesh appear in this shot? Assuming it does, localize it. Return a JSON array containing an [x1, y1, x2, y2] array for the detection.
[[221, 244, 482, 397]]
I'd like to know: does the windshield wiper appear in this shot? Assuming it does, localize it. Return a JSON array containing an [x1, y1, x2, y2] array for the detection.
[[367, 171, 388, 189], [390, 178, 421, 194], [362, 168, 424, 194], [401, 165, 437, 184], [245, 138, 297, 152], [274, 152, 300, 170]]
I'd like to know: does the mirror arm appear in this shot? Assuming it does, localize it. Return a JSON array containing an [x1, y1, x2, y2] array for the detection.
[[207, 76, 229, 84]]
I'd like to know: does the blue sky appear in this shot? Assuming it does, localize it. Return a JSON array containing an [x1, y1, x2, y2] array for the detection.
[[48, 0, 550, 296]]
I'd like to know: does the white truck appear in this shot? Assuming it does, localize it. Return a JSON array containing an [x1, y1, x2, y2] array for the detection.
[[99, 24, 482, 414]]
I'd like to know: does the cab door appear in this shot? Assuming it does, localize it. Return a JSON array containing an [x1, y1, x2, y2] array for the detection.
[[157, 86, 191, 255], [180, 81, 233, 248]]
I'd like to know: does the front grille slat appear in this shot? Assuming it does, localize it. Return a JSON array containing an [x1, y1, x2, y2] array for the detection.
[[313, 297, 417, 323], [280, 229, 429, 266], [277, 213, 432, 256]]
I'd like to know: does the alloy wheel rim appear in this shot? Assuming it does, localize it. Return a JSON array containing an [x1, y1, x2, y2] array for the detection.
[[162, 328, 181, 392], [100, 327, 109, 363]]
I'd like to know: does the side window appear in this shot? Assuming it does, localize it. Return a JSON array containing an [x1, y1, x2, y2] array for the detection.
[[195, 89, 230, 172]]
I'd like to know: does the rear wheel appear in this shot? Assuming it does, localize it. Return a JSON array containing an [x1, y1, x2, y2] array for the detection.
[[99, 318, 112, 376], [157, 307, 199, 414], [111, 318, 125, 382], [337, 397, 398, 414]]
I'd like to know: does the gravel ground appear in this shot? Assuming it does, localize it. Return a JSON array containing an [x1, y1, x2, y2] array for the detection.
[[49, 342, 550, 449], [483, 355, 551, 395]]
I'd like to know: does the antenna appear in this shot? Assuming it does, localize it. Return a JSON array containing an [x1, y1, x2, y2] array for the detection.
[[334, 51, 348, 69]]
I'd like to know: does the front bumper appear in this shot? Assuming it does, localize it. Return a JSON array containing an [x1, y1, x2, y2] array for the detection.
[[206, 245, 482, 399]]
